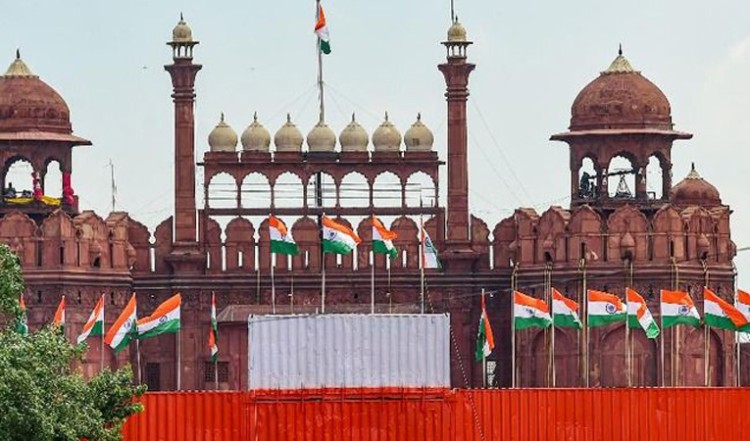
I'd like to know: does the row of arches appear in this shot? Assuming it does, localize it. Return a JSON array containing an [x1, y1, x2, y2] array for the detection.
[[205, 171, 437, 209], [2, 157, 63, 198]]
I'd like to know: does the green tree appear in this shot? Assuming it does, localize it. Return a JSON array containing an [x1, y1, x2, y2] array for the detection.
[[0, 244, 145, 441]]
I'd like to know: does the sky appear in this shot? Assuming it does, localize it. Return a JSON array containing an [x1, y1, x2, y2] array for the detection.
[[0, 0, 749, 285]]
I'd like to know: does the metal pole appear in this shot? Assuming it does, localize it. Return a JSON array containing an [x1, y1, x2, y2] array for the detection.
[[371, 251, 375, 314], [316, 0, 325, 124], [482, 288, 487, 388], [626, 260, 632, 387], [581, 260, 589, 388], [419, 212, 425, 314], [290, 273, 295, 314], [548, 266, 555, 387], [735, 263, 741, 387], [100, 294, 105, 372], [511, 264, 518, 388], [214, 358, 219, 390], [177, 329, 181, 390], [660, 289, 665, 387], [136, 339, 142, 385], [703, 262, 710, 387], [271, 253, 276, 314]]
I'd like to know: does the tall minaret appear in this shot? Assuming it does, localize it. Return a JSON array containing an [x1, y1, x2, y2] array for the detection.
[[438, 18, 478, 271], [165, 15, 205, 273]]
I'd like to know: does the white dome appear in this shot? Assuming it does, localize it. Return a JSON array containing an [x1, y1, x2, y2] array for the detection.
[[372, 112, 402, 152], [208, 113, 238, 152], [241, 112, 271, 152], [339, 114, 369, 152], [273, 114, 303, 152], [404, 113, 434, 151]]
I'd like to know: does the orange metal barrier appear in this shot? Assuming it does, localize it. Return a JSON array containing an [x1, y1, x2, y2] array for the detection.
[[122, 388, 749, 440]]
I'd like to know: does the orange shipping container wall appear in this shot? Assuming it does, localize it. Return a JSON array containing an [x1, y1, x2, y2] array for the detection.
[[122, 388, 750, 440]]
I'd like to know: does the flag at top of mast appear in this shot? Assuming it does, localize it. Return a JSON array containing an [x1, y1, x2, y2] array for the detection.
[[315, 1, 331, 54]]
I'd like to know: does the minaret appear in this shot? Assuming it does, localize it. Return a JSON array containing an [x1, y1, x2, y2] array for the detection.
[[438, 18, 478, 271], [164, 14, 205, 273]]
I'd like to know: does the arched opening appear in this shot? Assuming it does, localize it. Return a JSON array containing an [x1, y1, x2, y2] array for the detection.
[[305, 172, 336, 208], [43, 160, 63, 197], [4, 157, 34, 198], [339, 172, 369, 208], [240, 173, 271, 209], [607, 156, 636, 199], [646, 155, 664, 200], [599, 325, 657, 387], [207, 172, 237, 209], [578, 157, 597, 199], [373, 171, 401, 208], [405, 171, 436, 207], [274, 172, 304, 209]]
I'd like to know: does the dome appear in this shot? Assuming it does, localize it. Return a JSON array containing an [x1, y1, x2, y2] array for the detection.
[[569, 49, 672, 131], [0, 51, 72, 134], [208, 113, 238, 152], [670, 163, 721, 206], [241, 112, 271, 152], [372, 112, 402, 152], [447, 19, 467, 42], [307, 120, 336, 152], [339, 114, 368, 152], [274, 114, 303, 152], [172, 14, 193, 42], [404, 113, 434, 151]]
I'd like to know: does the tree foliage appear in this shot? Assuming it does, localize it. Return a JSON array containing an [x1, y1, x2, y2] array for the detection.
[[0, 244, 145, 441]]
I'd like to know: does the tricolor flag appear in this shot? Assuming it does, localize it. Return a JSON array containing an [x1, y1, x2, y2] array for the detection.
[[513, 291, 552, 330], [661, 290, 701, 329], [736, 289, 750, 332], [16, 294, 28, 335], [322, 216, 361, 255], [77, 294, 105, 345], [421, 227, 441, 269], [269, 215, 299, 255], [137, 293, 181, 340], [552, 289, 582, 329], [474, 293, 495, 361], [53, 295, 65, 331], [626, 288, 660, 339], [315, 2, 331, 55], [372, 216, 398, 259], [209, 292, 219, 363], [587, 290, 626, 327], [704, 287, 747, 331], [105, 293, 137, 353]]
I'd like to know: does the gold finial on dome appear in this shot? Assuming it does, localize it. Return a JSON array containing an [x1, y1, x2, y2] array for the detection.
[[241, 111, 271, 152], [372, 111, 402, 152], [404, 112, 434, 152], [274, 113, 304, 152], [307, 119, 337, 152], [172, 13, 193, 43], [208, 112, 238, 152], [4, 49, 36, 77], [447, 17, 467, 42], [604, 44, 635, 74], [339, 112, 369, 152]]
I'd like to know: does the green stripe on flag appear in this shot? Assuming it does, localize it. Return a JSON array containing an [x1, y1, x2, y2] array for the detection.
[[554, 314, 582, 329], [322, 238, 354, 255], [515, 316, 551, 331], [271, 240, 299, 256], [705, 314, 737, 331], [373, 240, 398, 259], [588, 313, 626, 328], [138, 318, 181, 340], [662, 315, 701, 329], [320, 40, 331, 54]]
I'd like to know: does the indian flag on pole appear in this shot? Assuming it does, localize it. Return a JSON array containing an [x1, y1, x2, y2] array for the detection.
[[16, 294, 28, 335], [661, 290, 701, 329], [269, 215, 299, 255], [372, 216, 398, 259], [137, 293, 181, 340], [421, 227, 441, 269], [552, 289, 582, 329], [77, 294, 104, 345], [53, 295, 65, 332], [315, 2, 331, 55], [209, 292, 219, 363], [704, 287, 747, 331], [588, 290, 626, 327], [322, 216, 361, 255], [474, 293, 495, 361], [513, 291, 552, 330], [736, 290, 750, 332], [626, 288, 660, 339], [105, 293, 137, 353]]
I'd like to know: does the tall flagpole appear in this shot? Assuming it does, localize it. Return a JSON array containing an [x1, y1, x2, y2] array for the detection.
[[735, 263, 741, 387], [511, 264, 518, 388], [177, 329, 181, 390], [547, 265, 555, 387], [419, 205, 425, 314], [100, 294, 105, 372], [271, 252, 277, 314], [316, 0, 325, 123], [660, 289, 665, 387], [703, 262, 710, 387], [581, 260, 589, 388], [626, 261, 632, 387], [136, 339, 142, 385], [480, 288, 487, 389], [321, 213, 326, 314], [371, 250, 375, 314]]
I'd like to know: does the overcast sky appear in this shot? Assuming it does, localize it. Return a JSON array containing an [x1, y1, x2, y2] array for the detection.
[[1, 0, 748, 286]]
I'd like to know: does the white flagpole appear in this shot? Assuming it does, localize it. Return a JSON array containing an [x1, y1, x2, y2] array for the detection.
[[371, 250, 375, 314], [549, 269, 555, 387], [177, 329, 181, 390], [660, 290, 665, 387], [419, 213, 425, 314], [100, 294, 105, 372], [136, 339, 142, 385], [271, 252, 276, 314], [581, 262, 588, 388], [511, 265, 518, 388], [321, 214, 326, 314]]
